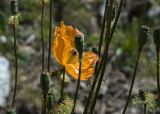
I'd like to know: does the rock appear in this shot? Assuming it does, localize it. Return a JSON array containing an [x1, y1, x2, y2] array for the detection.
[[0, 56, 10, 107]]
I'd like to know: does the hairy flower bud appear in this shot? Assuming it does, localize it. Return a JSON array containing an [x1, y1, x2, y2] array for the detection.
[[10, 0, 18, 15], [153, 27, 160, 50], [138, 26, 150, 51], [139, 89, 145, 101], [74, 35, 84, 58]]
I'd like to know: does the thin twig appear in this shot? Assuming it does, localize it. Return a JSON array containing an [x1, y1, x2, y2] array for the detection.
[[47, 0, 53, 72]]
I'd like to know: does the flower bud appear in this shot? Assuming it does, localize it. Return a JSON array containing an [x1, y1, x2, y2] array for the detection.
[[6, 108, 16, 114], [153, 27, 160, 50], [138, 26, 150, 51], [10, 0, 18, 15], [139, 89, 145, 101], [40, 72, 50, 95], [74, 35, 84, 58]]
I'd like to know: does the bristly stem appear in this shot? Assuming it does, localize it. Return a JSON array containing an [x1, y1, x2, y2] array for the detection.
[[156, 49, 160, 96], [12, 17, 18, 109], [71, 58, 82, 114], [122, 51, 141, 114], [59, 67, 65, 102], [47, 0, 53, 72], [84, 0, 124, 113], [41, 1, 45, 71], [87, 0, 114, 113], [83, 0, 109, 113]]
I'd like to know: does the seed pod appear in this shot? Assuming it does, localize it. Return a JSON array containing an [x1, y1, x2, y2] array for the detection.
[[138, 26, 150, 51], [10, 0, 18, 15], [6, 108, 16, 114], [75, 35, 84, 58], [40, 72, 50, 95], [47, 89, 55, 111], [153, 27, 160, 50], [139, 89, 145, 101]]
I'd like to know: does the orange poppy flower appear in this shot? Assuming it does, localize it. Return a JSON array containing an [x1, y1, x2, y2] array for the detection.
[[52, 22, 99, 80]]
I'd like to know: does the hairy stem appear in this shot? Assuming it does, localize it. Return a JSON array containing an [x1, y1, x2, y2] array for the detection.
[[12, 18, 18, 109], [83, 0, 109, 113], [59, 67, 65, 102], [71, 58, 82, 114], [144, 103, 147, 114], [122, 51, 141, 114], [41, 2, 45, 71], [43, 94, 47, 114], [47, 0, 53, 72], [156, 49, 160, 97]]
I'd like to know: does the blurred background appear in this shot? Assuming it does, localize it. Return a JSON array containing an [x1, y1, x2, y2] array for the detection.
[[0, 0, 160, 114]]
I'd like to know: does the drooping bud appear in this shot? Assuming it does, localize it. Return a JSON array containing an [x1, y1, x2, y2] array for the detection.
[[74, 33, 84, 59], [138, 26, 150, 51], [40, 72, 50, 95], [139, 89, 145, 101], [153, 27, 160, 50], [47, 89, 55, 111], [6, 108, 16, 114], [10, 0, 18, 15]]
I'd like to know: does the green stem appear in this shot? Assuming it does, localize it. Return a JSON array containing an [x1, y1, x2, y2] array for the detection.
[[156, 49, 160, 97], [83, 1, 109, 113], [47, 0, 53, 72], [144, 103, 147, 114], [71, 58, 82, 114], [122, 51, 141, 114], [12, 17, 18, 109], [41, 1, 45, 71], [59, 67, 65, 102]]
